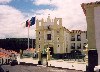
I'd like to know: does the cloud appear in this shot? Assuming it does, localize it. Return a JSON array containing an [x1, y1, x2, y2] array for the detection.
[[33, 0, 51, 5], [0, 5, 36, 38], [0, 0, 12, 4], [33, 0, 98, 31], [0, 0, 98, 39]]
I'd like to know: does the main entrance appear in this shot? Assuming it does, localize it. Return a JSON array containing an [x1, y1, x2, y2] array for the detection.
[[49, 47, 54, 55], [44, 44, 54, 55], [42, 45, 54, 66]]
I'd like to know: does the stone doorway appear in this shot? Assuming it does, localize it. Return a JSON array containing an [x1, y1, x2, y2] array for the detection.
[[44, 44, 54, 55], [49, 47, 54, 55]]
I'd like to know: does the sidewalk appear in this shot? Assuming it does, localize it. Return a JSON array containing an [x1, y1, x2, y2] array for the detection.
[[17, 56, 87, 71], [48, 59, 87, 71], [17, 56, 38, 64]]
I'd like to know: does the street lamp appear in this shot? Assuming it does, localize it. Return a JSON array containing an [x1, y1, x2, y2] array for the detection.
[[75, 51, 76, 61]]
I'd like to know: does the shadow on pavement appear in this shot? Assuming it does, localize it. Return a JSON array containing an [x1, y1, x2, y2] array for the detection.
[[0, 65, 4, 72]]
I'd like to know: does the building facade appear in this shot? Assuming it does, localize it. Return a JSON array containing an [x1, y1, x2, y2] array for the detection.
[[70, 30, 87, 53], [36, 16, 70, 55], [81, 1, 100, 65], [36, 16, 87, 55], [81, 2, 100, 50]]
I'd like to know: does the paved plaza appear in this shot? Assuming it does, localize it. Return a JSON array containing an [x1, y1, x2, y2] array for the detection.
[[1, 65, 83, 72], [17, 57, 87, 71]]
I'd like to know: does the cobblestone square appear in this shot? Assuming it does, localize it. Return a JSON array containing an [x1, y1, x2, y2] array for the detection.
[[1, 65, 83, 72]]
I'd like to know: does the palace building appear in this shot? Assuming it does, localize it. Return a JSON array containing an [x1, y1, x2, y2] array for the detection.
[[35, 16, 87, 56]]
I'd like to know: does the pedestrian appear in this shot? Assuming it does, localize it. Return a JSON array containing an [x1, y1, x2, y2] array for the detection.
[[33, 51, 37, 58]]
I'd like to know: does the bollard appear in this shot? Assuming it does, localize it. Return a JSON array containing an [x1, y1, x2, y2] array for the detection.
[[6, 69, 9, 72], [50, 55, 52, 60], [46, 62, 48, 66]]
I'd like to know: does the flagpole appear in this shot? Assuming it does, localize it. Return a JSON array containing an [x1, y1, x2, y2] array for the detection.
[[28, 23, 29, 49], [32, 39, 33, 48], [27, 17, 35, 49]]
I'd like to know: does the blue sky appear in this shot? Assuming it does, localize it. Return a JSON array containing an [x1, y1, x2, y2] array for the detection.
[[8, 0, 56, 13], [0, 0, 98, 38]]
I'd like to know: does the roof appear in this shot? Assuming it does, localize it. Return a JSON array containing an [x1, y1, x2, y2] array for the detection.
[[0, 48, 18, 58], [0, 52, 8, 58], [70, 30, 87, 33], [81, 1, 100, 15]]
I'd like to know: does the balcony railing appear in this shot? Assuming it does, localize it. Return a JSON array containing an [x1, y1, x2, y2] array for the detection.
[[71, 46, 75, 49], [77, 46, 81, 49], [71, 38, 75, 41], [77, 38, 81, 41]]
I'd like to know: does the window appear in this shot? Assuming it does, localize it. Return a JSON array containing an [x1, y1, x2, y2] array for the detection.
[[57, 37, 59, 42], [77, 43, 81, 49], [39, 45, 40, 48], [47, 25, 51, 30], [39, 32, 40, 34], [66, 48, 67, 52], [58, 38, 59, 40], [77, 35, 81, 41], [47, 34, 51, 40], [71, 35, 75, 41], [58, 45, 59, 47], [71, 43, 75, 49]]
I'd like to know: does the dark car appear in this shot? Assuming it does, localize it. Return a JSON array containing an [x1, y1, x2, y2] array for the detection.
[[10, 60, 18, 66]]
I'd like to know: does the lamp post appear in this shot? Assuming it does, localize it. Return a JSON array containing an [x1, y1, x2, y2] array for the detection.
[[75, 51, 76, 61]]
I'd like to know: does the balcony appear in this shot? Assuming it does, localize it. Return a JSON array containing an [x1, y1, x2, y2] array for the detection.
[[77, 38, 81, 41], [71, 38, 75, 41], [71, 46, 75, 49], [77, 46, 81, 49]]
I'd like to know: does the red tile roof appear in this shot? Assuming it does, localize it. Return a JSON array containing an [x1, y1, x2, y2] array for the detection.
[[0, 48, 18, 58]]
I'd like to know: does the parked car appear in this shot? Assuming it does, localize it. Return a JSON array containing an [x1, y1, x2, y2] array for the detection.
[[10, 60, 18, 66]]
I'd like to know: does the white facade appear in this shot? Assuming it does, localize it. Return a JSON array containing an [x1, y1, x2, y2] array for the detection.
[[70, 30, 87, 53], [36, 16, 87, 54], [36, 16, 70, 54]]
